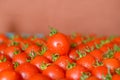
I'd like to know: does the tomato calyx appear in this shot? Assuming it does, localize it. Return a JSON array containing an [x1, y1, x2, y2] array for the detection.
[[70, 43, 77, 48], [39, 46, 47, 55], [13, 62, 19, 68], [115, 68, 120, 75], [103, 48, 114, 59], [0, 57, 7, 62], [94, 60, 103, 67], [84, 46, 94, 53], [13, 49, 20, 55], [40, 62, 51, 70], [29, 51, 37, 59], [52, 54, 59, 62], [113, 44, 120, 52], [22, 43, 29, 51], [66, 62, 76, 70], [80, 72, 91, 80], [49, 27, 58, 36], [76, 50, 86, 59], [102, 68, 112, 80]]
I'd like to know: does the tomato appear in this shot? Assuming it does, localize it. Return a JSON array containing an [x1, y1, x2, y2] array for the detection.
[[66, 65, 87, 80], [30, 55, 50, 72], [0, 34, 8, 43], [42, 64, 65, 80], [47, 30, 70, 55], [90, 49, 103, 61], [0, 61, 13, 72], [0, 43, 7, 54], [12, 52, 29, 65], [15, 62, 39, 80], [86, 76, 99, 80], [114, 52, 120, 61], [0, 54, 11, 62], [28, 73, 51, 80], [68, 49, 79, 61], [92, 66, 108, 79], [54, 55, 74, 70], [103, 58, 120, 73], [77, 54, 96, 71], [25, 45, 41, 59], [112, 74, 120, 80], [4, 46, 21, 59], [0, 70, 22, 80]]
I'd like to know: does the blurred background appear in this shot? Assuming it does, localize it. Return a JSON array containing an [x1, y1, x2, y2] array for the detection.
[[0, 0, 120, 35]]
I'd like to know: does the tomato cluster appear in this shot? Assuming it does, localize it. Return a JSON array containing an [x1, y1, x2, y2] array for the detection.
[[0, 28, 120, 80]]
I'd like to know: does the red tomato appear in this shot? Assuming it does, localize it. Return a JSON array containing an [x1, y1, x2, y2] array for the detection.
[[47, 32, 70, 55], [42, 64, 65, 80], [28, 73, 51, 80], [4, 46, 21, 59], [103, 58, 120, 73], [112, 74, 120, 80], [92, 66, 108, 79], [77, 54, 96, 71], [0, 61, 13, 72], [0, 70, 22, 80], [54, 55, 74, 70], [114, 52, 120, 61], [12, 52, 29, 64], [68, 49, 79, 61], [66, 65, 87, 80], [15, 62, 39, 80], [90, 49, 103, 61], [30, 55, 50, 72], [86, 76, 99, 80]]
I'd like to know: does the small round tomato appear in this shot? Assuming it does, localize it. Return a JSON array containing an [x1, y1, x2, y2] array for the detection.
[[86, 76, 99, 80], [0, 70, 22, 80], [68, 49, 79, 61], [0, 61, 13, 72], [25, 44, 41, 58], [30, 55, 50, 72], [54, 55, 74, 70], [47, 29, 70, 55], [28, 73, 51, 80], [66, 65, 87, 80], [12, 52, 29, 64], [4, 46, 21, 59], [112, 74, 120, 80], [114, 52, 120, 61], [92, 66, 108, 79], [42, 64, 65, 80], [103, 58, 120, 73], [77, 54, 96, 71], [15, 62, 39, 80]]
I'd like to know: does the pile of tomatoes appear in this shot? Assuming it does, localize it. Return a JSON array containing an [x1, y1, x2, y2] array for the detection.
[[0, 28, 120, 80]]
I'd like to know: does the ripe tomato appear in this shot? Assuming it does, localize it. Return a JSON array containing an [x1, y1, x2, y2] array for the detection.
[[86, 76, 99, 80], [92, 66, 108, 79], [54, 55, 74, 70], [114, 52, 120, 61], [28, 73, 51, 80], [0, 61, 13, 72], [112, 74, 120, 80], [66, 65, 87, 80], [42, 64, 65, 80], [103, 58, 120, 73], [68, 49, 79, 61], [30, 55, 50, 72], [0, 70, 22, 80], [77, 54, 96, 71], [4, 46, 21, 59], [15, 62, 39, 80], [12, 52, 29, 64], [47, 32, 70, 55]]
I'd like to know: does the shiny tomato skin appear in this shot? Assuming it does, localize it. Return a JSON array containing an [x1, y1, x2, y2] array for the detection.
[[42, 64, 65, 80], [0, 61, 14, 72], [92, 66, 108, 79], [54, 55, 74, 70], [12, 52, 29, 64], [66, 65, 87, 80], [30, 55, 50, 72], [15, 62, 39, 80], [47, 33, 70, 55], [4, 46, 21, 59], [112, 74, 120, 80], [77, 54, 96, 71], [86, 76, 99, 80], [0, 70, 23, 80], [103, 58, 120, 73], [28, 73, 51, 80]]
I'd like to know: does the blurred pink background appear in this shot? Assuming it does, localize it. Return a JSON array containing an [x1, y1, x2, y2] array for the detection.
[[0, 0, 120, 35]]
